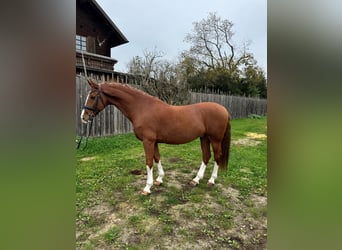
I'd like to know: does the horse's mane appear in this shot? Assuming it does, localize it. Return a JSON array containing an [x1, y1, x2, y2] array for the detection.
[[103, 81, 161, 101]]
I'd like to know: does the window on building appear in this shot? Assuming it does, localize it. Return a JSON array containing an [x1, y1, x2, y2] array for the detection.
[[76, 35, 87, 51]]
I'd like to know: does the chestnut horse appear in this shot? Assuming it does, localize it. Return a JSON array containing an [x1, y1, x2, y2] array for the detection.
[[81, 79, 231, 194]]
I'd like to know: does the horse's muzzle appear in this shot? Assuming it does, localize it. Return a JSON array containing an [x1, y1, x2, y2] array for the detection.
[[81, 115, 94, 124], [81, 110, 94, 124], [81, 118, 89, 124]]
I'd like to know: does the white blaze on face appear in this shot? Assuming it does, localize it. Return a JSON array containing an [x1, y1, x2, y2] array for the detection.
[[81, 92, 90, 124]]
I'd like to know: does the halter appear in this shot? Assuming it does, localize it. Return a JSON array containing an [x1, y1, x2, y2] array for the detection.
[[82, 85, 105, 119], [77, 85, 105, 150]]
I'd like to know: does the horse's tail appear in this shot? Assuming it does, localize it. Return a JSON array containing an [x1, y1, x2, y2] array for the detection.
[[219, 117, 231, 171]]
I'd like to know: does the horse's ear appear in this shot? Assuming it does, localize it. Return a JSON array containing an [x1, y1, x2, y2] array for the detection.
[[87, 79, 98, 89]]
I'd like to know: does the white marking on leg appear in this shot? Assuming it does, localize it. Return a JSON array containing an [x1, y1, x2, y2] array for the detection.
[[156, 160, 164, 183], [143, 166, 153, 193], [208, 161, 219, 185], [192, 162, 207, 184]]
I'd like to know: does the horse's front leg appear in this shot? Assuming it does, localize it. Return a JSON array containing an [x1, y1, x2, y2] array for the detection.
[[142, 139, 155, 195], [154, 143, 164, 186]]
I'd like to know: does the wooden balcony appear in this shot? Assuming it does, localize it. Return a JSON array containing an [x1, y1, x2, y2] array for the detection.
[[76, 50, 118, 74]]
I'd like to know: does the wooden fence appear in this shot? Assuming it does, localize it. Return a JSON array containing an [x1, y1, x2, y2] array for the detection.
[[76, 75, 267, 137], [190, 92, 267, 120]]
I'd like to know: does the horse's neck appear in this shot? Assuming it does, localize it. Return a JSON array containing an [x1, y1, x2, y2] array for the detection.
[[104, 85, 159, 122]]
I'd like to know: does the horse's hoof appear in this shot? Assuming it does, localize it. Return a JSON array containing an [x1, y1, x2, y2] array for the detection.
[[140, 190, 151, 195], [154, 181, 162, 186], [207, 181, 215, 186], [189, 180, 198, 186]]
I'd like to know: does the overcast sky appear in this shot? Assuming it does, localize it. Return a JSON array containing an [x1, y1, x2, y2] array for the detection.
[[97, 0, 267, 74]]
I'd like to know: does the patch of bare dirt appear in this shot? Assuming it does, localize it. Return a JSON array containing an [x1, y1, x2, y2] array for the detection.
[[76, 201, 145, 249], [233, 132, 267, 146], [130, 169, 143, 175], [157, 183, 267, 250], [245, 132, 267, 139], [77, 141, 267, 249], [80, 156, 96, 161]]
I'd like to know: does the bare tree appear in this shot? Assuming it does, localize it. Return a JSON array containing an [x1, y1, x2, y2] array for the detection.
[[184, 12, 254, 72], [127, 48, 164, 84], [127, 49, 190, 105]]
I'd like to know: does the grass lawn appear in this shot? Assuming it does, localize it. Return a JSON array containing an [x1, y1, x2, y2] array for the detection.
[[76, 116, 267, 249]]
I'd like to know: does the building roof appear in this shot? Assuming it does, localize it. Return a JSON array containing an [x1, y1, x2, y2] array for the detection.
[[78, 0, 129, 47]]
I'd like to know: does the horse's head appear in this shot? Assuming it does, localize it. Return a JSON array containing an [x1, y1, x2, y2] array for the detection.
[[81, 79, 107, 124]]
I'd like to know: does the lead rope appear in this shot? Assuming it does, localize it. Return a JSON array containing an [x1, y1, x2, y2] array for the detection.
[[76, 119, 93, 149], [81, 50, 88, 78], [76, 51, 92, 150]]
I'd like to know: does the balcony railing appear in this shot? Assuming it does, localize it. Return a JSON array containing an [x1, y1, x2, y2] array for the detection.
[[76, 50, 118, 73]]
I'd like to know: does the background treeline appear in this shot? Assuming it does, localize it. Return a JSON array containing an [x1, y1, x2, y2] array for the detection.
[[127, 12, 267, 104]]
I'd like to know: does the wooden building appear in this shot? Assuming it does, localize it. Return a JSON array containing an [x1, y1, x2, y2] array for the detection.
[[76, 0, 128, 78]]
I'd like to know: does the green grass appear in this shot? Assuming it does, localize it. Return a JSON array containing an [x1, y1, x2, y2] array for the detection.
[[103, 227, 120, 243], [76, 116, 267, 249]]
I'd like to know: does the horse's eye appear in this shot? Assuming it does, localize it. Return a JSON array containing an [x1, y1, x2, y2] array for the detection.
[[90, 96, 95, 100]]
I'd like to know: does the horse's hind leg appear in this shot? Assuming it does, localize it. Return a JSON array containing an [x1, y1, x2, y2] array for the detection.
[[154, 144, 164, 185], [190, 136, 211, 186], [208, 140, 222, 185], [208, 161, 219, 186]]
